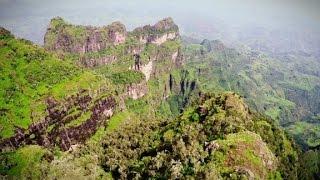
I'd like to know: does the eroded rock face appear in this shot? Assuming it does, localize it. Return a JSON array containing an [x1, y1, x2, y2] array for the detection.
[[52, 97, 115, 151], [172, 51, 179, 62], [85, 29, 103, 52], [0, 91, 116, 151], [44, 17, 180, 68], [112, 31, 126, 45], [132, 17, 179, 45], [140, 61, 153, 81], [44, 17, 127, 54], [138, 32, 178, 45], [171, 49, 184, 67]]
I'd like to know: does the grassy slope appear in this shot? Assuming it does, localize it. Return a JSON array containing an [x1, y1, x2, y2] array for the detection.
[[0, 31, 119, 139], [0, 30, 118, 177], [0, 34, 76, 138]]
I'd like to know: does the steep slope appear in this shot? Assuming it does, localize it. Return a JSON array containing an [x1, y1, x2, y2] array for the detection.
[[44, 17, 189, 118], [0, 27, 118, 151], [44, 17, 185, 106], [183, 38, 320, 149], [0, 18, 191, 178], [0, 19, 301, 179]]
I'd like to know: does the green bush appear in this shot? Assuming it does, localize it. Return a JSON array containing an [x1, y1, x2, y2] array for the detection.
[[110, 70, 145, 84]]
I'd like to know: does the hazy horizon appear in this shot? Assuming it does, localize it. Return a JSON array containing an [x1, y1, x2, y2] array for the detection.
[[0, 0, 319, 54]]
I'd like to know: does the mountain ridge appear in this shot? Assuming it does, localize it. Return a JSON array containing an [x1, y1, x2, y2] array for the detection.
[[0, 17, 317, 179]]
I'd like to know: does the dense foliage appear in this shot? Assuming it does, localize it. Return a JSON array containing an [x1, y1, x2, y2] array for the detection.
[[100, 93, 298, 179]]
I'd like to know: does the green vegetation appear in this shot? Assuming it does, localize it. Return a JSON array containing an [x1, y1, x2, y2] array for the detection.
[[286, 121, 320, 148], [298, 150, 320, 179], [98, 93, 298, 179], [110, 70, 145, 84], [1, 16, 317, 179], [0, 145, 48, 178], [183, 39, 320, 151], [89, 111, 131, 143], [0, 20, 185, 178], [0, 33, 80, 138], [106, 111, 131, 131], [214, 131, 276, 179]]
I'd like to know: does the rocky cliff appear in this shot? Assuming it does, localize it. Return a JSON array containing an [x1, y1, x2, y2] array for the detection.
[[131, 17, 179, 45], [44, 17, 181, 68], [44, 17, 126, 54]]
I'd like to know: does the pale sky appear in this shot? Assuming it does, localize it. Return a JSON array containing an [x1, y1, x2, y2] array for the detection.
[[0, 0, 319, 53]]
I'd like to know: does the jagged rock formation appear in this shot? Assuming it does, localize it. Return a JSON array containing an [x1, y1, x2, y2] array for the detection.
[[43, 17, 184, 108], [140, 60, 153, 81], [131, 17, 179, 45], [44, 17, 126, 54], [43, 17, 185, 109], [44, 17, 181, 68]]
